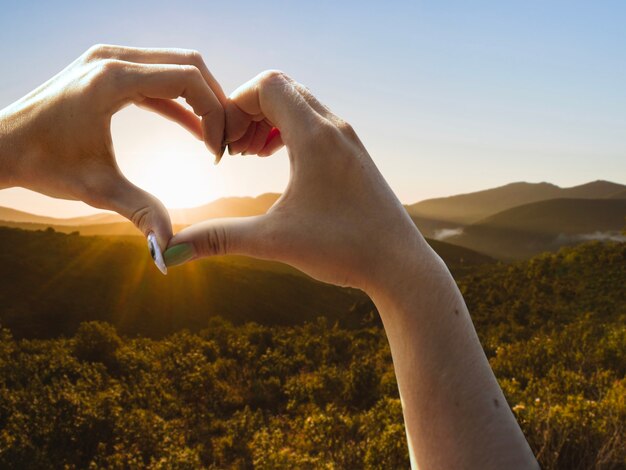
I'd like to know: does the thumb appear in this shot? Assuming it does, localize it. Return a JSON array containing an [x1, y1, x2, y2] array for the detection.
[[163, 215, 273, 267], [95, 175, 173, 274]]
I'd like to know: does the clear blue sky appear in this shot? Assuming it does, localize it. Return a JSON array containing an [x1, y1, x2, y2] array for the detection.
[[1, 0, 625, 216]]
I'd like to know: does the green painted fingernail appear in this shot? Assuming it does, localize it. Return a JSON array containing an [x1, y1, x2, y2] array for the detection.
[[163, 243, 195, 267]]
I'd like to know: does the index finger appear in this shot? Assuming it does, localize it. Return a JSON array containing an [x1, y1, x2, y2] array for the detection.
[[119, 61, 225, 158], [226, 70, 319, 147]]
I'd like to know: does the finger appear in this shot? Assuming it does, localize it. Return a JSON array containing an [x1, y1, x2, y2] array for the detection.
[[86, 44, 227, 104], [228, 121, 257, 156], [163, 215, 274, 266], [228, 70, 320, 146], [243, 120, 272, 155], [258, 128, 284, 157], [224, 99, 253, 144], [137, 97, 203, 140], [117, 61, 224, 158], [82, 171, 173, 274]]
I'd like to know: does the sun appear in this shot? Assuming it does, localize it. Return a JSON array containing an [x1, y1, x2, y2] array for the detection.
[[112, 106, 226, 209]]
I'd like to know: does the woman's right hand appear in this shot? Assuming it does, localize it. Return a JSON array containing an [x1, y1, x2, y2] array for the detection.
[[164, 70, 431, 296], [165, 71, 538, 470]]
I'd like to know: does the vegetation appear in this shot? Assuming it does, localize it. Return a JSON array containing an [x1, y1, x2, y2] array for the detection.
[[0, 239, 623, 468], [0, 227, 491, 338]]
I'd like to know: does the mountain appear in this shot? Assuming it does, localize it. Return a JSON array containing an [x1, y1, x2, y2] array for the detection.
[[0, 227, 493, 338], [609, 189, 626, 199], [446, 198, 626, 260], [0, 193, 281, 227], [1, 182, 624, 260], [0, 206, 128, 226], [169, 193, 280, 224], [406, 180, 626, 225]]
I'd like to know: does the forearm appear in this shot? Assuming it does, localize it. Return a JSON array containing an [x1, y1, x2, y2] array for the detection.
[[368, 235, 537, 469], [0, 106, 24, 189]]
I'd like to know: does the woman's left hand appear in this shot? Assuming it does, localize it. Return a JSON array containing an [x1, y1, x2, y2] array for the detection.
[[0, 44, 227, 254]]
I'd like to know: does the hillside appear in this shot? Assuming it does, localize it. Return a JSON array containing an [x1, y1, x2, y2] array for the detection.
[[2, 181, 623, 263], [1, 181, 624, 244], [169, 193, 280, 224], [406, 180, 626, 224], [446, 198, 626, 259], [0, 220, 188, 237], [0, 227, 492, 338], [0, 241, 622, 469], [0, 193, 281, 227]]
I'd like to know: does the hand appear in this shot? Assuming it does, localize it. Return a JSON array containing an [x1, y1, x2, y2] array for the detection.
[[166, 72, 538, 468], [165, 71, 428, 295], [0, 44, 227, 254]]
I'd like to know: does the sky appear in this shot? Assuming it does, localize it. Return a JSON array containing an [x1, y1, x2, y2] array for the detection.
[[0, 0, 624, 217]]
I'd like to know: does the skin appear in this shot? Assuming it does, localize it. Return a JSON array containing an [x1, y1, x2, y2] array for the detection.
[[169, 71, 540, 469], [0, 44, 228, 251], [0, 48, 539, 468]]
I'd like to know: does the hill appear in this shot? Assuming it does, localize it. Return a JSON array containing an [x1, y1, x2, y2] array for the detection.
[[406, 180, 626, 224], [0, 220, 188, 237], [169, 193, 280, 224], [0, 193, 281, 227], [0, 241, 622, 469], [0, 227, 493, 338], [446, 198, 626, 259]]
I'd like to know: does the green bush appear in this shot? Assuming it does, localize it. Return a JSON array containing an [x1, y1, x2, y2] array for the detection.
[[0, 242, 623, 468]]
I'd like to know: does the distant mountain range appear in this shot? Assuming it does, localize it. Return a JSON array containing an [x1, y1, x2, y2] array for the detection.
[[406, 180, 626, 224], [0, 180, 624, 260], [446, 198, 626, 260]]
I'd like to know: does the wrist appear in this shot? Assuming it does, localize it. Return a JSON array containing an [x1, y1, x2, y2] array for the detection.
[[365, 228, 454, 321]]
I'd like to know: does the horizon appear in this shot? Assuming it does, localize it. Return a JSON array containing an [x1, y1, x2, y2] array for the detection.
[[1, 1, 625, 218], [0, 178, 623, 220]]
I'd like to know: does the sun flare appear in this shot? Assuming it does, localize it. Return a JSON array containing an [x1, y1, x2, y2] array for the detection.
[[112, 107, 226, 209]]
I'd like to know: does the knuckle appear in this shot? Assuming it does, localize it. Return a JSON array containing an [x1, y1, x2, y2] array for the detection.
[[83, 44, 110, 61], [180, 64, 201, 79], [185, 49, 203, 66], [336, 119, 357, 139], [85, 59, 124, 90], [257, 69, 288, 90], [93, 59, 123, 79], [204, 226, 229, 256], [129, 205, 152, 233], [335, 119, 362, 148]]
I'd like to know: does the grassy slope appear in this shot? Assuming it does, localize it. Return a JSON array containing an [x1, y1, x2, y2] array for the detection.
[[0, 227, 492, 338]]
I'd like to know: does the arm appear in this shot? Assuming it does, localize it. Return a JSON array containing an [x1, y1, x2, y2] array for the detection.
[[0, 44, 227, 266], [369, 244, 537, 468], [165, 71, 538, 469]]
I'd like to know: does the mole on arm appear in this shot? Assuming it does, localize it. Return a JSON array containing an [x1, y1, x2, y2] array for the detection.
[[493, 398, 500, 408]]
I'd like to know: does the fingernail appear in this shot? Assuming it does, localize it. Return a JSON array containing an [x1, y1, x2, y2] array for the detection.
[[147, 232, 167, 275], [163, 243, 195, 267], [214, 143, 226, 165]]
